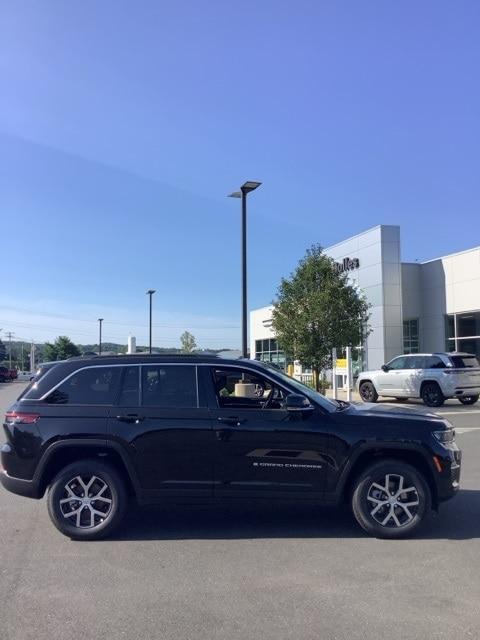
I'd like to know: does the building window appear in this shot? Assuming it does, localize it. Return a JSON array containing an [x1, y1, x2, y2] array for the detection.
[[445, 312, 480, 358], [254, 338, 288, 370], [403, 319, 419, 354]]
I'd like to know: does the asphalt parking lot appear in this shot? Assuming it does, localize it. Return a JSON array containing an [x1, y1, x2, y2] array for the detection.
[[1, 382, 480, 640]]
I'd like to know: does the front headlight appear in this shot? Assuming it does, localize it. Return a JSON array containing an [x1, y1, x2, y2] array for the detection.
[[433, 428, 455, 444]]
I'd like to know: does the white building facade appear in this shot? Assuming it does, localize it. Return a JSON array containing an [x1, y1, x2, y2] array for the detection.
[[250, 225, 480, 372]]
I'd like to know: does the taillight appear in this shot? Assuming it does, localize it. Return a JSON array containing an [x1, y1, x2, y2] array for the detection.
[[5, 411, 40, 425]]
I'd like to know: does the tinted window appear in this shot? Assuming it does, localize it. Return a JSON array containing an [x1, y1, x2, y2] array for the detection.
[[45, 367, 121, 405], [449, 355, 480, 368], [424, 356, 444, 369], [387, 357, 407, 370], [141, 365, 197, 407], [118, 366, 140, 406], [404, 356, 424, 369]]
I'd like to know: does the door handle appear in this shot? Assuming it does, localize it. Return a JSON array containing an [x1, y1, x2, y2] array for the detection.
[[217, 416, 244, 427], [116, 414, 145, 424]]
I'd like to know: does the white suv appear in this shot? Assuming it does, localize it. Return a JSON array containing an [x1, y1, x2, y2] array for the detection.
[[357, 352, 480, 407]]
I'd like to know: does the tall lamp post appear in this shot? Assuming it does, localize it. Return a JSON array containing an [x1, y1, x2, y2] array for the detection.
[[146, 289, 156, 354], [98, 318, 104, 355], [228, 181, 262, 358]]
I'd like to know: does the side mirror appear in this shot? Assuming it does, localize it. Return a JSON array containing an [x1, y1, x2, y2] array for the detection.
[[285, 394, 314, 412], [381, 364, 389, 372]]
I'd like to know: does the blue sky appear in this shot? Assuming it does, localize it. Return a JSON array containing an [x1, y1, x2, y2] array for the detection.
[[1, 1, 479, 348]]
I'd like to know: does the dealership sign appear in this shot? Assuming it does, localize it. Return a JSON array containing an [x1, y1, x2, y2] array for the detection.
[[334, 257, 360, 274]]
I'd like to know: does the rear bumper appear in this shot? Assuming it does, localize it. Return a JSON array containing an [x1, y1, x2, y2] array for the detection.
[[0, 468, 41, 499], [452, 386, 480, 397]]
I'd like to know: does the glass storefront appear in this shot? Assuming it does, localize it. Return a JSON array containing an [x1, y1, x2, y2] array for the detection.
[[445, 312, 480, 358], [254, 338, 288, 370], [403, 319, 419, 354]]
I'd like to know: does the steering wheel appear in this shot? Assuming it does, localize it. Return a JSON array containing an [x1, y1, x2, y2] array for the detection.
[[254, 382, 266, 398], [261, 386, 277, 409]]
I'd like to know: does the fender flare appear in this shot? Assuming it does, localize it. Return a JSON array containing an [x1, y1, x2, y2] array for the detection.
[[34, 438, 142, 498]]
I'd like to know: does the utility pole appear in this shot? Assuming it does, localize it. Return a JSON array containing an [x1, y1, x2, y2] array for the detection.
[[5, 331, 14, 369], [98, 318, 104, 356], [30, 341, 36, 372]]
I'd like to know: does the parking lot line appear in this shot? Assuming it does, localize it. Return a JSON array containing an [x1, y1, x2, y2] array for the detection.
[[436, 410, 480, 416]]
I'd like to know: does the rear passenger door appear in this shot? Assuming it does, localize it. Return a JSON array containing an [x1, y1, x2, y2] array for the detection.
[[108, 364, 215, 500]]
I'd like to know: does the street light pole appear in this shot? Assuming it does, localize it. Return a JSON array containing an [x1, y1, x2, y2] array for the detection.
[[228, 181, 262, 358], [98, 318, 104, 355], [146, 289, 156, 354]]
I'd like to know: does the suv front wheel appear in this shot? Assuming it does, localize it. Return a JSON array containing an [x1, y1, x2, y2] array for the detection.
[[359, 381, 378, 403], [351, 460, 431, 538], [47, 460, 127, 540]]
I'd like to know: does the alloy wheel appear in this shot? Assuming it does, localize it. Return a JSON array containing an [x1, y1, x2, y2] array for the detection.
[[59, 475, 113, 529], [366, 473, 420, 528]]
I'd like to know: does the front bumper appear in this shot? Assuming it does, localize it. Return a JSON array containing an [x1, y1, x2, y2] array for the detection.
[[436, 446, 461, 503]]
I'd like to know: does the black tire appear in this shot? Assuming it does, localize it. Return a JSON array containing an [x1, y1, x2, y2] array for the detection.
[[394, 397, 409, 402], [458, 395, 479, 405], [351, 459, 431, 539], [421, 382, 445, 407], [359, 381, 378, 403], [47, 459, 127, 540]]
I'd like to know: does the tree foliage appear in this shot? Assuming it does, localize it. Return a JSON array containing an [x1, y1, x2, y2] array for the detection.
[[0, 339, 6, 362], [180, 331, 197, 353], [43, 336, 81, 361], [271, 245, 370, 390]]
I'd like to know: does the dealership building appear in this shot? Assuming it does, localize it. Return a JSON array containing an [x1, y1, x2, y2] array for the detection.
[[250, 225, 480, 372]]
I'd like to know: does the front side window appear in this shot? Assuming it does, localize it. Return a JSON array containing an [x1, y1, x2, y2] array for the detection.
[[141, 365, 197, 408], [387, 357, 407, 370], [45, 367, 121, 405], [212, 367, 285, 409]]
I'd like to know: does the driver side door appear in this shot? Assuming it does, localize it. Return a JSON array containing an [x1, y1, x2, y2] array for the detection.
[[204, 365, 329, 500]]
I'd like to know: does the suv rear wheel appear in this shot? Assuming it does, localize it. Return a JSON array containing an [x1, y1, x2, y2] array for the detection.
[[47, 460, 127, 540], [421, 382, 445, 407], [459, 395, 479, 405], [359, 381, 378, 403], [351, 460, 430, 538]]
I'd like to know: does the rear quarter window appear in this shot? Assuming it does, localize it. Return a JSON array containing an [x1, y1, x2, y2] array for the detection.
[[44, 367, 122, 405]]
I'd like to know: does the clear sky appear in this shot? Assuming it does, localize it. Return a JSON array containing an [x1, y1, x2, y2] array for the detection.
[[1, 1, 479, 348]]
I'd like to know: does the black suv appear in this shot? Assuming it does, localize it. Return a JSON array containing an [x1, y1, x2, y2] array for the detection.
[[1, 355, 461, 540]]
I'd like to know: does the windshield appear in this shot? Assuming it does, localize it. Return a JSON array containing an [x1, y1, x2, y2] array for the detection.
[[260, 363, 338, 412]]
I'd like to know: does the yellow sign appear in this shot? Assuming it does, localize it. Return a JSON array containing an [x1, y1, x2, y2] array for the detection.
[[336, 358, 347, 368]]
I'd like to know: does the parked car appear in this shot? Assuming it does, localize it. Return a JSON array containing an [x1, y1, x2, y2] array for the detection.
[[357, 352, 480, 407], [17, 371, 34, 381], [0, 366, 11, 383], [1, 354, 461, 540], [9, 369, 18, 380]]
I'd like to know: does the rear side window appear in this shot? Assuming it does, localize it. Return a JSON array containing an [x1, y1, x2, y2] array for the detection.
[[404, 356, 424, 369], [141, 365, 197, 408], [118, 366, 140, 406], [449, 355, 480, 368], [45, 367, 121, 405], [424, 356, 445, 369]]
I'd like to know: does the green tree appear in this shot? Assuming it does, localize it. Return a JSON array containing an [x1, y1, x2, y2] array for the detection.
[[180, 331, 197, 353], [271, 245, 370, 391], [0, 339, 6, 363], [43, 336, 81, 361]]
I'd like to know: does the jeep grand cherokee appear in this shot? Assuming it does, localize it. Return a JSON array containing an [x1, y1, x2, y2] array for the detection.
[[1, 355, 461, 540]]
